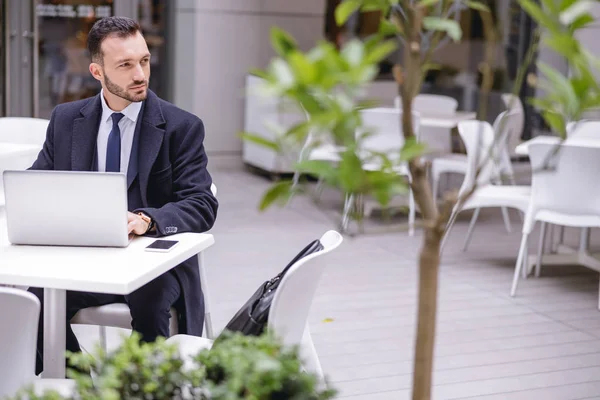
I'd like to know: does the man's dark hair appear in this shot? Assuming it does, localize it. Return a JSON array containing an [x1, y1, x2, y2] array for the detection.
[[87, 16, 141, 64]]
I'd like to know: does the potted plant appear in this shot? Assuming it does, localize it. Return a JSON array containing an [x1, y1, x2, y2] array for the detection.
[[12, 331, 335, 400]]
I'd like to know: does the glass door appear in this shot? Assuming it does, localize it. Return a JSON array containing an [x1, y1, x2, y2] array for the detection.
[[4, 0, 171, 118]]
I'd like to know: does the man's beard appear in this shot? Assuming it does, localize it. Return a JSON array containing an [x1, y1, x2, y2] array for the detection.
[[103, 71, 148, 103]]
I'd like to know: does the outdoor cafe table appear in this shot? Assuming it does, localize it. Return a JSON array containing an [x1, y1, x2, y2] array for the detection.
[[0, 214, 214, 379]]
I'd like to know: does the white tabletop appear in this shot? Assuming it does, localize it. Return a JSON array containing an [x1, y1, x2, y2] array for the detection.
[[0, 217, 215, 294], [376, 107, 477, 128], [421, 111, 477, 128], [0, 143, 40, 159], [515, 135, 600, 156]]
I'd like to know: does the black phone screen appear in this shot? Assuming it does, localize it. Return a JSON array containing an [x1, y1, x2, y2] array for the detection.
[[146, 239, 178, 250]]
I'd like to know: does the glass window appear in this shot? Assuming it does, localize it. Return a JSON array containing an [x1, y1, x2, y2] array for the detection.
[[36, 0, 172, 118]]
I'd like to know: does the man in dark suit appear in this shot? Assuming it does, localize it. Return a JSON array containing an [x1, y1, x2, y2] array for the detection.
[[28, 16, 218, 375]]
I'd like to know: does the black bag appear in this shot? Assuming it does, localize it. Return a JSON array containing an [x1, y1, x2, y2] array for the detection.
[[221, 239, 324, 336]]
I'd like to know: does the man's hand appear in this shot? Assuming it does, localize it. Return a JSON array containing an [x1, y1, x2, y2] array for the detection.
[[128, 212, 150, 236]]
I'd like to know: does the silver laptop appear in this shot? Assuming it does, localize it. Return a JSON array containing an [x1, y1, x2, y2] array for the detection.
[[3, 170, 130, 247]]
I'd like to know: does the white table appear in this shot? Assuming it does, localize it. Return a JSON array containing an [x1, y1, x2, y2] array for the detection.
[[378, 108, 477, 128], [420, 111, 477, 128], [0, 216, 214, 379]]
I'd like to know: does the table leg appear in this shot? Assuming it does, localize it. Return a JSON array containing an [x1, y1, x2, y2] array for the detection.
[[198, 252, 214, 339], [42, 288, 66, 379]]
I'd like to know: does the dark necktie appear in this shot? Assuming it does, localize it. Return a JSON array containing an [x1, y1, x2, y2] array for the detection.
[[106, 112, 124, 172]]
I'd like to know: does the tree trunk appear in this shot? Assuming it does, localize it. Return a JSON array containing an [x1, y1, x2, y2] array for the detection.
[[412, 224, 442, 400]]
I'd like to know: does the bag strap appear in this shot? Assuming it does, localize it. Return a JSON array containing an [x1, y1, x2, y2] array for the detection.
[[269, 239, 324, 284]]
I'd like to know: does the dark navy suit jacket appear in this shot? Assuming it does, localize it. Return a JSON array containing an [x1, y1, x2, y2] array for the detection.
[[30, 89, 219, 336]]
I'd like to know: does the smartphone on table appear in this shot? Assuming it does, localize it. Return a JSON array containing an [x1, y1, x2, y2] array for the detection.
[[145, 239, 179, 252]]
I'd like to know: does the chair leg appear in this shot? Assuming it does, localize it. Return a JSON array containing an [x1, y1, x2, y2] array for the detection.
[[501, 207, 512, 233], [463, 208, 481, 252], [536, 221, 547, 278], [198, 252, 214, 339], [440, 210, 459, 255], [408, 188, 416, 237], [558, 226, 565, 247], [313, 178, 325, 203], [300, 326, 324, 383], [340, 193, 354, 234], [511, 233, 529, 297], [99, 326, 108, 352], [432, 175, 440, 203]]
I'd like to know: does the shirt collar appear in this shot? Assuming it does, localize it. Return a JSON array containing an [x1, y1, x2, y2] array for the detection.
[[100, 89, 143, 124]]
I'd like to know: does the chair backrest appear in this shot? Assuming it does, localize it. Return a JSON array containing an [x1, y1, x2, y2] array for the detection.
[[526, 142, 600, 230], [394, 94, 458, 115], [567, 120, 600, 140], [268, 230, 343, 346], [500, 94, 525, 155], [0, 117, 49, 146], [0, 287, 41, 398], [492, 110, 521, 176], [358, 108, 420, 155], [457, 119, 498, 195]]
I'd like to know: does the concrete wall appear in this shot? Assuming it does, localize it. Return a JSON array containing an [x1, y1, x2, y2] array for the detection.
[[173, 0, 326, 154]]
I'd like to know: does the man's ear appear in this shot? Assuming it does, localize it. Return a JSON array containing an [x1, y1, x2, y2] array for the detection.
[[89, 62, 103, 82]]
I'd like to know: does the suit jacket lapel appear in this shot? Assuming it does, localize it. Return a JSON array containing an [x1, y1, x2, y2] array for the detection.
[[126, 101, 145, 188], [136, 90, 166, 205], [71, 95, 102, 171]]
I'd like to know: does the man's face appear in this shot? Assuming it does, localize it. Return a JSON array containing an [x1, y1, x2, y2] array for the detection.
[[93, 31, 151, 103]]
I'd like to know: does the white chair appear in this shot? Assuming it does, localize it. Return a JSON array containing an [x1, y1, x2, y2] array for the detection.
[[433, 111, 521, 234], [394, 94, 458, 115], [0, 117, 49, 207], [0, 117, 49, 146], [166, 230, 343, 381], [547, 120, 600, 250], [71, 183, 218, 349], [0, 287, 74, 398], [358, 108, 419, 236], [441, 120, 531, 253], [511, 142, 600, 297], [501, 93, 525, 157]]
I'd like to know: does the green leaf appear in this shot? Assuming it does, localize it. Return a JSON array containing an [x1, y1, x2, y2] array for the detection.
[[342, 40, 365, 66], [239, 132, 280, 151], [338, 150, 367, 193], [259, 180, 294, 210], [294, 159, 339, 184], [367, 170, 407, 206], [364, 40, 397, 64], [422, 17, 462, 42], [288, 51, 317, 83], [464, 1, 490, 12], [269, 59, 295, 88], [378, 19, 401, 36], [518, 0, 560, 32], [569, 13, 595, 30], [335, 0, 361, 26], [270, 27, 297, 57], [542, 110, 567, 138], [559, 0, 594, 25], [537, 61, 579, 115], [400, 137, 427, 161]]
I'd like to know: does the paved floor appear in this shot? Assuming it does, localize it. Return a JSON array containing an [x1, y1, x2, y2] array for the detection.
[[75, 157, 600, 400]]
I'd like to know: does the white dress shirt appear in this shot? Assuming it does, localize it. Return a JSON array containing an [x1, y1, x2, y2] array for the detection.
[[96, 89, 143, 174]]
